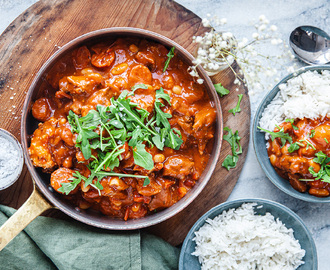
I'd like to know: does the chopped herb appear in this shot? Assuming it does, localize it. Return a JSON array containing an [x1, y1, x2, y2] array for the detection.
[[58, 171, 87, 195], [130, 83, 149, 95], [258, 126, 292, 147], [133, 143, 154, 170], [285, 118, 299, 130], [299, 139, 316, 150], [287, 142, 300, 153], [228, 94, 243, 116], [143, 177, 150, 187], [64, 88, 182, 194], [214, 83, 229, 97], [325, 138, 329, 144], [308, 151, 330, 183], [309, 129, 315, 138], [163, 46, 175, 72], [221, 127, 242, 170]]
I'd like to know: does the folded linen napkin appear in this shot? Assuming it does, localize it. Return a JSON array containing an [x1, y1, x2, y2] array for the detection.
[[0, 205, 179, 270]]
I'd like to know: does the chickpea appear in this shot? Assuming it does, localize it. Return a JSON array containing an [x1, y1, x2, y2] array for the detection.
[[129, 44, 138, 53], [309, 188, 330, 197], [308, 160, 321, 173], [271, 140, 281, 156], [281, 144, 289, 155], [81, 182, 90, 193], [79, 200, 91, 210], [81, 68, 93, 75], [131, 203, 141, 212], [62, 156, 73, 168], [111, 63, 129, 75], [178, 187, 187, 196], [153, 154, 165, 163], [172, 85, 182, 95], [269, 154, 277, 166]]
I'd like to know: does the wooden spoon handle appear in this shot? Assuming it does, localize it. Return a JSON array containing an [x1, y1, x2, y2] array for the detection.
[[0, 187, 53, 251]]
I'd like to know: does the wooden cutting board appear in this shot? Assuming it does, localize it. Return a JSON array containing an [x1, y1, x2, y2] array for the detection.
[[0, 0, 250, 246]]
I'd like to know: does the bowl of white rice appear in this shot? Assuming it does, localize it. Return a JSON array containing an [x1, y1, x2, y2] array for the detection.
[[179, 199, 317, 270], [253, 65, 330, 203]]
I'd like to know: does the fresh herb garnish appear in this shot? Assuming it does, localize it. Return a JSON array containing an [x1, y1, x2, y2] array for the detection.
[[222, 127, 242, 170], [163, 46, 175, 72], [308, 151, 330, 183], [214, 83, 229, 97], [287, 142, 301, 153], [285, 118, 299, 130], [143, 177, 151, 187], [258, 126, 292, 147], [228, 94, 243, 116], [299, 139, 316, 150], [309, 129, 315, 138], [64, 86, 183, 194], [325, 138, 329, 144]]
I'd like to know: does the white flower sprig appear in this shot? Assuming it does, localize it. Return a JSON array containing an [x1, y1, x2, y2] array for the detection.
[[190, 14, 298, 95]]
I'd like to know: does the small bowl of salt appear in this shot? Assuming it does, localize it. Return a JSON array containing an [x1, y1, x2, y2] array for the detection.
[[0, 128, 24, 190]]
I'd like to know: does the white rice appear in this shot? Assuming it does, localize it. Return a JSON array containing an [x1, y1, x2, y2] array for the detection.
[[259, 70, 330, 139], [192, 203, 305, 270]]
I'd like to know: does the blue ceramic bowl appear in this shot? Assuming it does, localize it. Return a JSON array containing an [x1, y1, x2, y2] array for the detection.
[[253, 65, 330, 203], [179, 199, 317, 270]]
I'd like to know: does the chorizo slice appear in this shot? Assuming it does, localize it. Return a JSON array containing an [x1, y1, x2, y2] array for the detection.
[[50, 167, 77, 194]]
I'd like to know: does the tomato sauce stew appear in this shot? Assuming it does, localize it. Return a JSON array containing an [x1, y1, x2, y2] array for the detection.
[[28, 38, 216, 220], [267, 117, 330, 197]]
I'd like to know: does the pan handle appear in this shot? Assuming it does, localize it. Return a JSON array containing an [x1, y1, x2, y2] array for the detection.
[[0, 186, 53, 251]]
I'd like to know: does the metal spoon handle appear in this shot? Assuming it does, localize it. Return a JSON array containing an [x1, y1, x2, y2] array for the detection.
[[0, 187, 53, 251]]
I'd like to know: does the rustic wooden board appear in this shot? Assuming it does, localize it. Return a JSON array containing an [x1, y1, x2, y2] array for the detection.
[[0, 0, 250, 246]]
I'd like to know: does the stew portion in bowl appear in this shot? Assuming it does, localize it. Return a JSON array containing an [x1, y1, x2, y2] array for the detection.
[[267, 117, 330, 197], [28, 38, 216, 220]]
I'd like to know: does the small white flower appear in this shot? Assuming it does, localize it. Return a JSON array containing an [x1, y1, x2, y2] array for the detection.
[[209, 47, 215, 53], [270, 25, 278, 32], [258, 24, 266, 32], [209, 53, 216, 59], [220, 41, 228, 48], [287, 66, 295, 73], [195, 36, 203, 43], [222, 32, 233, 39], [197, 78, 204, 84], [252, 33, 259, 39], [271, 39, 278, 45], [220, 18, 227, 25], [259, 15, 267, 22], [202, 18, 210, 27]]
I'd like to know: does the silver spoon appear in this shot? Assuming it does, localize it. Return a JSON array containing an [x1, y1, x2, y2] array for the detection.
[[289, 25, 330, 65]]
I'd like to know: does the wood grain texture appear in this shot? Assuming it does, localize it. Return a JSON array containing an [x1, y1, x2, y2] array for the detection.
[[0, 0, 250, 245]]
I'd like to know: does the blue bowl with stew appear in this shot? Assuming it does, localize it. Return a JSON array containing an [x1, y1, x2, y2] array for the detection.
[[253, 65, 330, 203], [180, 199, 317, 270]]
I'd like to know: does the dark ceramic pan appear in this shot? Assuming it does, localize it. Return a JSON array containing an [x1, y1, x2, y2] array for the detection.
[[0, 27, 223, 250]]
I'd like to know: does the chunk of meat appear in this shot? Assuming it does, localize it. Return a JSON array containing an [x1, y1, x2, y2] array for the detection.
[[313, 124, 330, 147], [58, 75, 102, 96], [91, 48, 115, 68], [130, 86, 155, 113], [135, 51, 155, 70], [148, 187, 179, 211], [50, 167, 77, 194], [193, 106, 216, 134], [136, 178, 162, 196], [129, 64, 152, 85], [163, 155, 195, 179], [29, 118, 57, 169], [29, 117, 76, 170], [32, 97, 54, 122]]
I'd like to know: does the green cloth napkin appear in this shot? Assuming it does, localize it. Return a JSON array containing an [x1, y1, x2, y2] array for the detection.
[[0, 205, 179, 270]]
